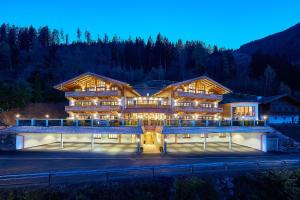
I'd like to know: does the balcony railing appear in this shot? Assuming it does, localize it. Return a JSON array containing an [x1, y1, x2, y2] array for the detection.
[[65, 105, 121, 112], [15, 119, 267, 127], [65, 90, 121, 97], [174, 106, 223, 113], [174, 91, 222, 100]]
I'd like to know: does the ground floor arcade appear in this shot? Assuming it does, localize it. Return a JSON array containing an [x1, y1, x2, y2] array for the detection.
[[15, 131, 269, 154]]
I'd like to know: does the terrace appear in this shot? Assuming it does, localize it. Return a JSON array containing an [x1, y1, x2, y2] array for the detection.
[[15, 119, 267, 128]]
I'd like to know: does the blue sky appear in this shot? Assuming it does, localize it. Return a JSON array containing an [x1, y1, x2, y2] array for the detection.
[[1, 0, 300, 48]]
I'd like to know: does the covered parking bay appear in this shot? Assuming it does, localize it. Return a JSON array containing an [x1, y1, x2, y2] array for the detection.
[[11, 126, 143, 154], [163, 126, 274, 154]]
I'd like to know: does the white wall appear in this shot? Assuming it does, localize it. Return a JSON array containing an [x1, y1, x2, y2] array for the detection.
[[21, 133, 59, 149], [231, 132, 264, 150]]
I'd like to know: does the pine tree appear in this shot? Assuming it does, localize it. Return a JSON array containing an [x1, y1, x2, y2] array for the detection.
[[76, 28, 81, 42]]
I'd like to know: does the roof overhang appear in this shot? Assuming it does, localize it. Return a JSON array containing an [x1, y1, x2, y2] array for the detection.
[[154, 75, 232, 96]]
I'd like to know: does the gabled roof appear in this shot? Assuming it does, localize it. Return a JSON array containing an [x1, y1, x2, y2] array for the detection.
[[155, 75, 232, 96], [221, 93, 259, 104], [54, 72, 141, 96], [260, 94, 300, 105], [54, 72, 129, 90]]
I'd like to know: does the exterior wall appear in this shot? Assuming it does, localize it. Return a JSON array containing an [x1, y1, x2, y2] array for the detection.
[[222, 104, 231, 119], [231, 132, 264, 151]]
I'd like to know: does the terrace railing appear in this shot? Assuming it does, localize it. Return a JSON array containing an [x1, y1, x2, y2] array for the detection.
[[174, 91, 223, 101], [16, 119, 267, 128], [65, 90, 121, 98]]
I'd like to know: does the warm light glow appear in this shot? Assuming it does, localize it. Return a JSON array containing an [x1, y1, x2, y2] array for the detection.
[[263, 115, 268, 120], [214, 102, 218, 108], [195, 101, 198, 106], [137, 138, 140, 142], [45, 114, 50, 118], [242, 116, 245, 120], [93, 113, 98, 119], [15, 114, 20, 118], [70, 100, 75, 106]]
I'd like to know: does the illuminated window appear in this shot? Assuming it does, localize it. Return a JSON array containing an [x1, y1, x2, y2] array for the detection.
[[94, 134, 102, 139], [188, 83, 196, 93], [232, 106, 255, 117], [108, 134, 118, 139]]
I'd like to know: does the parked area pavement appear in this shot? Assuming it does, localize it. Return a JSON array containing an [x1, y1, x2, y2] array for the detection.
[[28, 142, 137, 155], [0, 149, 299, 176], [167, 143, 258, 154]]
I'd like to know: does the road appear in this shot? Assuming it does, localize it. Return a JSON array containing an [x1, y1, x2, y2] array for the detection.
[[1, 150, 300, 175]]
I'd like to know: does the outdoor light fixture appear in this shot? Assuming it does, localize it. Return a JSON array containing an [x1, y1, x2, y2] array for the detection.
[[15, 114, 20, 118], [45, 114, 50, 118], [263, 115, 268, 120]]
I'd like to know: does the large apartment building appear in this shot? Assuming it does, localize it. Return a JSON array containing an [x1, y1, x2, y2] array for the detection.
[[54, 72, 231, 122], [9, 72, 275, 154]]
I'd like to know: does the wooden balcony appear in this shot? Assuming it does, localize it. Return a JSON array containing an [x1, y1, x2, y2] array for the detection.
[[174, 106, 223, 113], [65, 90, 121, 98], [174, 91, 222, 100], [65, 105, 122, 112], [124, 105, 172, 113]]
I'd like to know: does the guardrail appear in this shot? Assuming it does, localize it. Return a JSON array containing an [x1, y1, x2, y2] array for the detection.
[[0, 160, 299, 187], [15, 119, 267, 127]]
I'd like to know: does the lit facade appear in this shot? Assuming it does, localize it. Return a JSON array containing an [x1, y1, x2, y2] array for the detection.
[[54, 72, 231, 121]]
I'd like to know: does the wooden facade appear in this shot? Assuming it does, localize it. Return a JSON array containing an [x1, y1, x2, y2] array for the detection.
[[54, 72, 231, 120]]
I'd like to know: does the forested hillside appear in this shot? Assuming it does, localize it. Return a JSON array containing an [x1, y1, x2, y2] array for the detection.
[[0, 23, 299, 112]]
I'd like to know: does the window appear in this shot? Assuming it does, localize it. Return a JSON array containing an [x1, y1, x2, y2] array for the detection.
[[108, 134, 118, 139], [94, 134, 102, 139], [183, 134, 190, 138], [188, 83, 196, 93], [111, 86, 118, 91], [232, 106, 255, 117]]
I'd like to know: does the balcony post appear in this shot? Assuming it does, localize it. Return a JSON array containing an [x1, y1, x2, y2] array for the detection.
[[121, 119, 125, 126], [76, 119, 79, 127], [230, 120, 233, 126], [91, 119, 94, 127], [137, 134, 141, 155], [242, 120, 245, 126], [163, 135, 167, 154], [16, 119, 19, 126], [91, 134, 94, 151], [264, 120, 267, 127], [205, 120, 208, 127], [45, 119, 49, 127], [106, 120, 109, 127], [60, 119, 63, 126], [218, 120, 221, 127], [203, 133, 207, 150], [31, 118, 35, 126], [60, 133, 64, 149], [192, 119, 195, 127], [228, 133, 232, 150], [253, 119, 256, 127], [178, 119, 181, 127]]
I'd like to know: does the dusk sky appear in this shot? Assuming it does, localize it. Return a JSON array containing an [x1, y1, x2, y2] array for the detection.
[[1, 0, 300, 48]]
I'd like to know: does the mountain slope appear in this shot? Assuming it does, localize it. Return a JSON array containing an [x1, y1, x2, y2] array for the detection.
[[237, 23, 300, 63]]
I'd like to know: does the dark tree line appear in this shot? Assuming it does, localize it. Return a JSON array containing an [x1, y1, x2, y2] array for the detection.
[[0, 23, 299, 111]]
